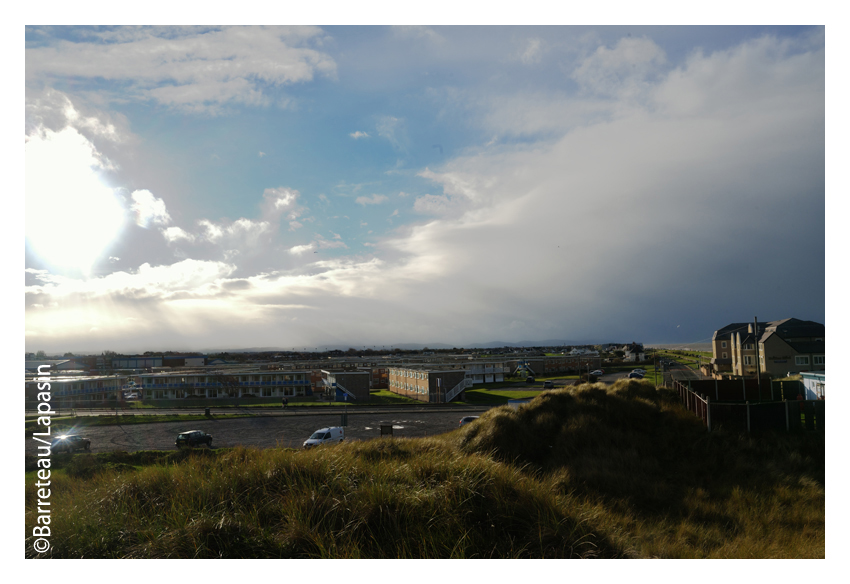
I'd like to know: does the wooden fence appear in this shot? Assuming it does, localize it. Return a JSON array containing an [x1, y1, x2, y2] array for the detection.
[[674, 380, 824, 433]]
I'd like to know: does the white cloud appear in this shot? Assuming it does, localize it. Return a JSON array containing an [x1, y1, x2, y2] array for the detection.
[[258, 151, 266, 157], [26, 259, 236, 300], [349, 131, 370, 139], [161, 226, 195, 243], [392, 26, 444, 44], [262, 187, 304, 220], [355, 194, 388, 206], [572, 36, 667, 98], [376, 116, 407, 151], [26, 26, 337, 112], [519, 38, 543, 65], [413, 194, 453, 215], [26, 89, 125, 143], [131, 189, 171, 228], [288, 243, 315, 255], [317, 236, 348, 250]]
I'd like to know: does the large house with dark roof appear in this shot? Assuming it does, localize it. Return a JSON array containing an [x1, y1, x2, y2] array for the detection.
[[710, 318, 824, 379]]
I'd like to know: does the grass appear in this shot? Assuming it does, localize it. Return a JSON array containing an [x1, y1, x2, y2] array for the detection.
[[465, 389, 545, 404], [25, 379, 824, 559], [367, 390, 423, 404]]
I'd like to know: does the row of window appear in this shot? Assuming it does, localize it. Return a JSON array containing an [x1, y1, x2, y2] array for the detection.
[[391, 370, 429, 379], [151, 387, 306, 399], [728, 355, 824, 366], [142, 374, 305, 384], [389, 380, 427, 394]]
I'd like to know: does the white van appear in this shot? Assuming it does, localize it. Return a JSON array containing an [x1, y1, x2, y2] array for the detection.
[[303, 427, 345, 449]]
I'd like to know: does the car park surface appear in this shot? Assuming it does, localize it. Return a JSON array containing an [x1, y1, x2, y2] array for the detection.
[[25, 409, 492, 455]]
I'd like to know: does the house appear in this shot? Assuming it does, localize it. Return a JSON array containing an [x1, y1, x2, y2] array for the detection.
[[710, 318, 824, 379], [758, 318, 824, 378]]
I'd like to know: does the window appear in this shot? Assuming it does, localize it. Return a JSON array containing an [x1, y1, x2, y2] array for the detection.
[[721, 341, 727, 349], [795, 356, 810, 366], [262, 387, 272, 397], [814, 356, 824, 366], [722, 352, 727, 359], [743, 356, 753, 366]]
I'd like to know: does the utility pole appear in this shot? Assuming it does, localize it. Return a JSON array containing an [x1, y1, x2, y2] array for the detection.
[[754, 316, 761, 398]]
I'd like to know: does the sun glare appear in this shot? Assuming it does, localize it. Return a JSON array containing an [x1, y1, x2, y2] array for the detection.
[[26, 127, 125, 275]]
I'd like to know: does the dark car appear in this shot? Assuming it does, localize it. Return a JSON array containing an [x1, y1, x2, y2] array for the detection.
[[627, 372, 644, 379], [459, 416, 480, 427], [175, 430, 213, 448], [526, 376, 535, 383], [51, 435, 91, 453], [543, 380, 554, 389]]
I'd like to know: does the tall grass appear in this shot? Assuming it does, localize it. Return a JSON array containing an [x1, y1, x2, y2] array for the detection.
[[25, 380, 823, 558]]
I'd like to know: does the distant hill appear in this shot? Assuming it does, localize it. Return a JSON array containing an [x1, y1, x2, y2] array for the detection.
[[200, 339, 619, 353]]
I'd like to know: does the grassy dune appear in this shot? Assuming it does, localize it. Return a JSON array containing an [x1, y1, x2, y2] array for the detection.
[[25, 380, 824, 558]]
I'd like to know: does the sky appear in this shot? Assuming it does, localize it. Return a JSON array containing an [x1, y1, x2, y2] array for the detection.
[[23, 24, 826, 354]]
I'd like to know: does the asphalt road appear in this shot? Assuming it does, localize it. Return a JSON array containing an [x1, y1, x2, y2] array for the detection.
[[25, 407, 493, 455]]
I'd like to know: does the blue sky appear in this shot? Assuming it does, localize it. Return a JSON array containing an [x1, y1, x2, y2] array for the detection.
[[23, 24, 826, 353]]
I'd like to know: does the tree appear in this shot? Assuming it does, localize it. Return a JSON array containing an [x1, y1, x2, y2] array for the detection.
[[63, 352, 75, 358], [212, 372, 241, 398], [35, 350, 46, 360]]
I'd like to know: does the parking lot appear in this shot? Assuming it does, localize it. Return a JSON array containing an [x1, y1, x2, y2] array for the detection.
[[25, 408, 491, 454]]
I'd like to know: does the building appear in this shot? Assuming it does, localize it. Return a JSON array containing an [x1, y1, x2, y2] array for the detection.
[[388, 367, 470, 403], [758, 318, 824, 378], [25, 374, 126, 404], [507, 355, 602, 377], [710, 318, 824, 379], [321, 370, 371, 401], [462, 361, 509, 384], [111, 355, 208, 369], [800, 372, 825, 400], [135, 370, 312, 400]]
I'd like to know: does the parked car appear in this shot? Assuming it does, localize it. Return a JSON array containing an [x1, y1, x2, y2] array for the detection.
[[526, 376, 535, 383], [51, 435, 90, 453], [627, 372, 644, 379], [459, 416, 480, 427], [542, 380, 554, 389], [632, 369, 646, 374], [303, 427, 345, 449], [175, 430, 213, 448], [590, 370, 604, 376]]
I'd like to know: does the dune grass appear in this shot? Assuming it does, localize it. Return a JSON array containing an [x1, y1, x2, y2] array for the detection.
[[25, 380, 823, 558]]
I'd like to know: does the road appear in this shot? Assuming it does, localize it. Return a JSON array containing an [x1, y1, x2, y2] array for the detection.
[[25, 407, 494, 455]]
